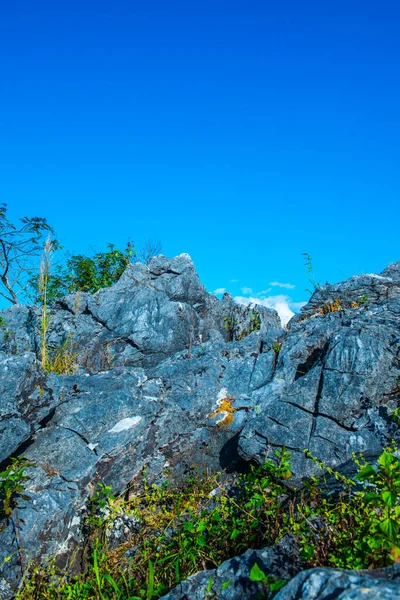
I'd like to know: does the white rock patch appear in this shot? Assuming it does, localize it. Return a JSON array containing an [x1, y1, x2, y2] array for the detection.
[[217, 387, 229, 402], [108, 416, 142, 433]]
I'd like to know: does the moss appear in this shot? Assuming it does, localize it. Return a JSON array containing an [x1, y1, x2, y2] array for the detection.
[[209, 396, 236, 427], [319, 298, 342, 314]]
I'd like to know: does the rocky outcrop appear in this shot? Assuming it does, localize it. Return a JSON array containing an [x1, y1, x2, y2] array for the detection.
[[0, 255, 399, 598], [273, 565, 400, 600], [160, 536, 302, 600], [239, 261, 400, 482]]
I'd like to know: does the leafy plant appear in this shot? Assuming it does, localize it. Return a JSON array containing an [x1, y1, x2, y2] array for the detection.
[[224, 307, 262, 342], [30, 242, 134, 302], [0, 457, 34, 522], [249, 563, 286, 593], [223, 316, 236, 341], [272, 343, 282, 355], [15, 444, 400, 600], [295, 446, 400, 569]]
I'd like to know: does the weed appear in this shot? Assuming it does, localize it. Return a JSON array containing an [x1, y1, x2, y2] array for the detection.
[[0, 457, 34, 523], [37, 239, 77, 375], [249, 563, 286, 594], [38, 237, 53, 371], [45, 334, 78, 375], [15, 445, 400, 599], [223, 316, 236, 342], [236, 309, 261, 341], [0, 318, 11, 345], [296, 447, 400, 569], [224, 307, 261, 342], [302, 253, 322, 295]]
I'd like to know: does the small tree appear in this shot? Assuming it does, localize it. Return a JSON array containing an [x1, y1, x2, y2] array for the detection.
[[137, 239, 162, 264], [31, 242, 135, 302], [0, 204, 55, 304], [33, 239, 163, 302]]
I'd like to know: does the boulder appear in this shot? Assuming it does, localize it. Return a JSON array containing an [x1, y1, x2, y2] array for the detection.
[[160, 536, 302, 600]]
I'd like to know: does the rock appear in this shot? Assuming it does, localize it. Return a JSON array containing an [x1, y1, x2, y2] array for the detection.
[[1, 255, 400, 597], [0, 332, 279, 588], [0, 255, 281, 370], [238, 262, 400, 482], [0, 353, 61, 462], [160, 536, 302, 600], [273, 566, 400, 599]]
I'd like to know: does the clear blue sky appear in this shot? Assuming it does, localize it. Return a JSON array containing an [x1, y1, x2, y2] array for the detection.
[[1, 1, 399, 318]]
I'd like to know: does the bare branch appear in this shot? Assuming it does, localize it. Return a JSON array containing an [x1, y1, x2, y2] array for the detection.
[[0, 204, 55, 304]]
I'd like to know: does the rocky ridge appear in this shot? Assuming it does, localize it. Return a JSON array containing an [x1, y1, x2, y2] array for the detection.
[[0, 254, 400, 599]]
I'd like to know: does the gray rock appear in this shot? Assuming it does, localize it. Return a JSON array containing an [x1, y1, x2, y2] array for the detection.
[[0, 333, 280, 593], [274, 566, 400, 600], [0, 353, 61, 462], [1, 255, 400, 598], [160, 536, 301, 600], [238, 262, 400, 482]]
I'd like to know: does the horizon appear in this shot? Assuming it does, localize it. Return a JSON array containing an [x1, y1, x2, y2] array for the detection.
[[1, 1, 399, 319]]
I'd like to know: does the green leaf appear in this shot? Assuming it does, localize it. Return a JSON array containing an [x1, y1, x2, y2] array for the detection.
[[196, 520, 207, 532], [221, 581, 231, 590], [380, 518, 399, 542], [206, 577, 213, 593], [382, 491, 398, 507], [196, 536, 207, 547], [103, 574, 120, 594], [364, 491, 381, 503], [249, 563, 267, 582], [378, 452, 396, 467], [230, 528, 241, 540], [147, 560, 154, 600], [270, 579, 287, 592], [357, 465, 376, 481]]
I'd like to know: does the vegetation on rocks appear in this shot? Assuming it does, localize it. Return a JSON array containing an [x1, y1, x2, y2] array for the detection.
[[0, 204, 162, 305], [32, 243, 135, 303], [7, 442, 400, 600], [1, 250, 399, 600]]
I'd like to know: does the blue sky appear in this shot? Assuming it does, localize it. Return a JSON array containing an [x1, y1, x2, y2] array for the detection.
[[1, 1, 399, 320]]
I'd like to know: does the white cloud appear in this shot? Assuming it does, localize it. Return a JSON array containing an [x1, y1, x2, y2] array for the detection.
[[213, 287, 226, 295], [241, 286, 253, 294], [233, 294, 306, 326], [269, 281, 295, 290], [230, 279, 238, 283]]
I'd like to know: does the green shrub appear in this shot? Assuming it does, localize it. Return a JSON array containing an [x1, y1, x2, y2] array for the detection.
[[31, 243, 134, 302]]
